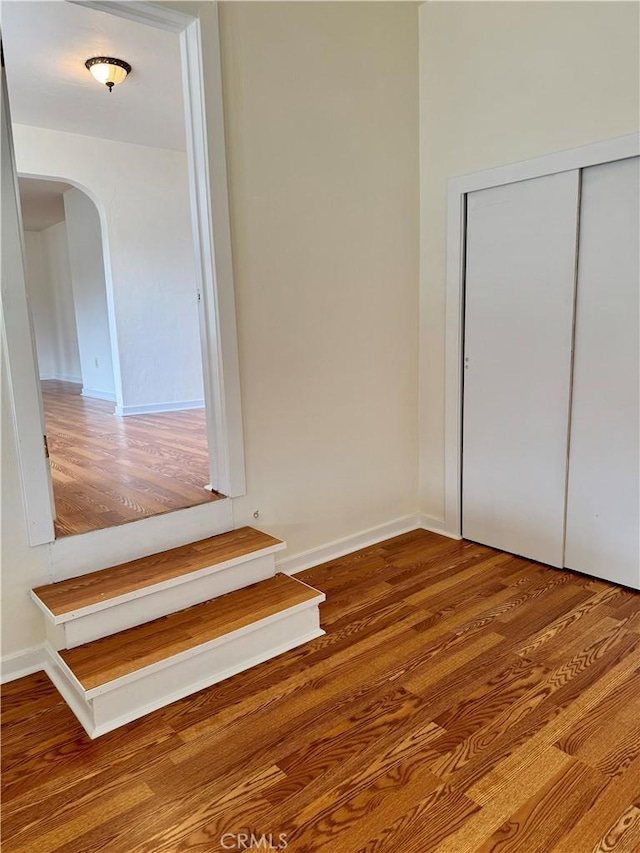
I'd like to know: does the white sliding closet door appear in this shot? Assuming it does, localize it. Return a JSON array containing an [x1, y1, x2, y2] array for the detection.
[[564, 157, 640, 588], [462, 171, 580, 567]]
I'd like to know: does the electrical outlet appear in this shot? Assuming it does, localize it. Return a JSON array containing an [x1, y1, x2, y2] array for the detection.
[[94, 358, 99, 368]]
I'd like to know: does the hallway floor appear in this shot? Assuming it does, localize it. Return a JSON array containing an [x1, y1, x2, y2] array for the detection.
[[42, 380, 222, 537]]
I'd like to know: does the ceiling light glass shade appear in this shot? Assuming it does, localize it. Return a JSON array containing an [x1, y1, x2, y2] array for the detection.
[[85, 57, 131, 92]]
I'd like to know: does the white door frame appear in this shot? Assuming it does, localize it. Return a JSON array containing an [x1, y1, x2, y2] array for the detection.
[[443, 133, 640, 539], [1, 55, 57, 544], [2, 1, 246, 547]]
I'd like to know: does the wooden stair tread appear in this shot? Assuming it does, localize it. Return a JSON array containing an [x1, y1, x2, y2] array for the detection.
[[33, 527, 283, 617], [59, 574, 322, 692]]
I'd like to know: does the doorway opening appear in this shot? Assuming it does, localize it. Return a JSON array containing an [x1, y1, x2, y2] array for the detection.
[[2, 1, 244, 546], [19, 177, 220, 537]]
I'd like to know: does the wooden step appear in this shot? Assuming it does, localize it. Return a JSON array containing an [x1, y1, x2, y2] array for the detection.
[[33, 527, 284, 617], [45, 574, 325, 738], [31, 527, 286, 648], [59, 573, 320, 692]]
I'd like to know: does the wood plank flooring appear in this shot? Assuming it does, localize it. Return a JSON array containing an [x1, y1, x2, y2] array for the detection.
[[3, 530, 640, 852], [41, 380, 222, 538], [32, 527, 283, 617]]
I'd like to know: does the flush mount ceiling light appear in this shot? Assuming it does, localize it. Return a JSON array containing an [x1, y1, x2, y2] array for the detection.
[[85, 56, 131, 93]]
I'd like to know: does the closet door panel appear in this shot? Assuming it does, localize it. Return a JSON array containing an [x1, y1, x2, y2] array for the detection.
[[564, 157, 639, 588], [462, 171, 580, 567]]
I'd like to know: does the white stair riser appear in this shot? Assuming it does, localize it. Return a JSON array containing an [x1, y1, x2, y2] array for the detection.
[[46, 621, 66, 652], [45, 650, 95, 736], [45, 603, 323, 738], [56, 553, 277, 648], [49, 500, 234, 581]]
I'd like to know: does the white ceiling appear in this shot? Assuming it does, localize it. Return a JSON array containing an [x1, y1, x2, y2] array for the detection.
[[19, 177, 73, 231], [2, 1, 185, 151]]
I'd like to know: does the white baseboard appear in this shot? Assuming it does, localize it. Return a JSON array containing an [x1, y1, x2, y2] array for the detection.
[[418, 513, 462, 540], [40, 374, 82, 384], [1, 645, 45, 684], [276, 513, 463, 576], [82, 387, 117, 403], [276, 513, 423, 576], [115, 399, 205, 416]]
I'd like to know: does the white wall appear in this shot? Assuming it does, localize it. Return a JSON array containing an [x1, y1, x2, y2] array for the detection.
[[41, 221, 82, 383], [23, 222, 82, 383], [4, 0, 639, 671], [64, 188, 115, 401], [2, 2, 421, 670], [418, 0, 640, 523], [23, 230, 56, 378], [14, 125, 204, 413], [216, 1, 420, 553]]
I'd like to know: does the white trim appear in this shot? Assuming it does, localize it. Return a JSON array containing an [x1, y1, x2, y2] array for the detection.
[[1, 645, 45, 683], [444, 134, 640, 539], [114, 398, 204, 416], [276, 513, 423, 575], [1, 66, 56, 545], [82, 387, 116, 402], [40, 374, 83, 384], [71, 0, 193, 33], [48, 497, 234, 581], [418, 514, 462, 541], [181, 7, 247, 497], [2, 0, 246, 546], [447, 134, 640, 200], [78, 1, 245, 496], [276, 513, 462, 576], [44, 649, 96, 735]]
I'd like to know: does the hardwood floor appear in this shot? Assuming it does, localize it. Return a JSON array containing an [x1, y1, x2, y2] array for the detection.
[[3, 530, 640, 852], [41, 380, 222, 538]]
